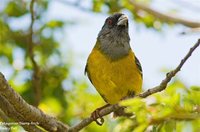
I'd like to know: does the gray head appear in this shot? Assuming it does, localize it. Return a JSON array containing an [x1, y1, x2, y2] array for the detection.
[[97, 13, 131, 60]]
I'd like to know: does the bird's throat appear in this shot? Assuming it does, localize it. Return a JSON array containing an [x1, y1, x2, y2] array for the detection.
[[97, 36, 130, 60]]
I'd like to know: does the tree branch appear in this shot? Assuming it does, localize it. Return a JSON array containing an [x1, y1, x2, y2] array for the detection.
[[28, 0, 42, 106], [57, 0, 200, 28], [0, 73, 69, 132], [69, 39, 200, 132], [129, 0, 200, 28], [171, 0, 200, 12], [0, 108, 11, 130], [0, 109, 9, 122], [150, 113, 200, 125], [0, 95, 43, 132]]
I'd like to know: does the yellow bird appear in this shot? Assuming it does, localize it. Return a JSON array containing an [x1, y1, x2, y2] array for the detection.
[[85, 13, 143, 125]]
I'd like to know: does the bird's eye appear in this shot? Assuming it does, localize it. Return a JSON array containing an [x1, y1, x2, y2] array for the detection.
[[107, 19, 113, 25]]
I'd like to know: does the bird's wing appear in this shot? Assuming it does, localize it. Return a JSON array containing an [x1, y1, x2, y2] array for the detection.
[[84, 63, 93, 84], [135, 56, 143, 78], [85, 63, 109, 103]]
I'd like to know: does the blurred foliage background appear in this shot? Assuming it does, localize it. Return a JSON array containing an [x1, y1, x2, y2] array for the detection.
[[0, 0, 200, 131]]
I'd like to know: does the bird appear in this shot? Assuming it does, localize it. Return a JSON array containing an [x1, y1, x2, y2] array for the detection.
[[85, 13, 143, 125]]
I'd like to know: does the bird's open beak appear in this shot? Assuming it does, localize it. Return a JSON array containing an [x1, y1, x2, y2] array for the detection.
[[117, 14, 128, 26]]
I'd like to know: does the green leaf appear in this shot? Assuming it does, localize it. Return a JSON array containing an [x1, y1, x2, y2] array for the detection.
[[92, 0, 104, 12], [134, 123, 148, 132], [4, 1, 27, 17], [190, 86, 200, 91], [160, 120, 176, 132], [46, 20, 64, 28]]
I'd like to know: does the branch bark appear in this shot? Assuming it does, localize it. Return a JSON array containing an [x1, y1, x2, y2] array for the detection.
[[0, 73, 69, 132], [0, 95, 43, 132], [69, 39, 200, 132]]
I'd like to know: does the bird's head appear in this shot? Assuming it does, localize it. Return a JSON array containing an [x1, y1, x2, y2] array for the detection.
[[97, 13, 131, 60]]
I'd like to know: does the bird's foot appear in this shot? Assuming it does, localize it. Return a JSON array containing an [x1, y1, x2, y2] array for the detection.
[[91, 104, 110, 126], [91, 108, 104, 125]]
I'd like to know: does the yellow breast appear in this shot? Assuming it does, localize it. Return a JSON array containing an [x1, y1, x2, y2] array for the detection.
[[87, 47, 142, 104]]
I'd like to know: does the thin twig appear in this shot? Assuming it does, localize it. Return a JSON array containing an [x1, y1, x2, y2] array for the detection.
[[28, 0, 41, 106], [57, 0, 200, 28], [129, 0, 200, 28], [138, 38, 200, 98], [149, 113, 200, 125], [171, 0, 200, 12], [69, 39, 200, 132]]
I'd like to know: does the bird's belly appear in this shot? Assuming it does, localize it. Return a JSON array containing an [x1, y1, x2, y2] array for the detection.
[[87, 49, 142, 104]]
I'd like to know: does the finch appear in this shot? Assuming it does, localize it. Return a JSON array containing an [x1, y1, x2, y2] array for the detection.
[[85, 13, 142, 125]]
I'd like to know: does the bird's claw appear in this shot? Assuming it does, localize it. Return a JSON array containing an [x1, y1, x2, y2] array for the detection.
[[91, 108, 104, 126]]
